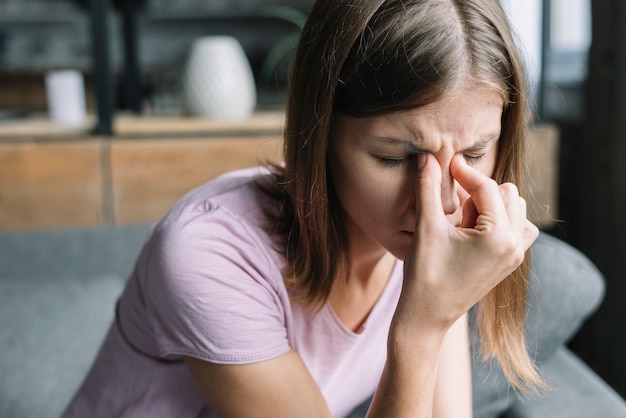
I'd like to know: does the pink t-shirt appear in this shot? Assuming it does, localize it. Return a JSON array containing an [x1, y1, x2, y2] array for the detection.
[[63, 167, 403, 418]]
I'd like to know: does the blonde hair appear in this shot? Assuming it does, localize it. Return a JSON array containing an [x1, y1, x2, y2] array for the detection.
[[267, 0, 545, 393]]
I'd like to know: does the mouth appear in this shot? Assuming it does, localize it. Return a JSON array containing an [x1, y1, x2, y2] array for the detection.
[[401, 231, 415, 239]]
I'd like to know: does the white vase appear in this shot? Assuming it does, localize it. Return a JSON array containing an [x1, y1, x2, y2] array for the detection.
[[181, 36, 257, 120]]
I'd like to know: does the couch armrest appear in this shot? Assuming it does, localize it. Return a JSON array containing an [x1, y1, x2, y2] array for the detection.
[[525, 232, 605, 361], [472, 232, 607, 418], [506, 347, 626, 418]]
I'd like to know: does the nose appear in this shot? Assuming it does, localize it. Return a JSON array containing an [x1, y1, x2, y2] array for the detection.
[[440, 163, 460, 215]]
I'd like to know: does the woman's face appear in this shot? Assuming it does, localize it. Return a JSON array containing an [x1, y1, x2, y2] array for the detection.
[[329, 88, 504, 260]]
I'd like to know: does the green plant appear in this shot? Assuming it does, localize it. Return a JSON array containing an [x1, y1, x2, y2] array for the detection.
[[258, 5, 308, 88]]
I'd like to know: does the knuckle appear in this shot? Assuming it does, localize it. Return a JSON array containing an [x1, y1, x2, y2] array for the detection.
[[526, 221, 540, 242], [511, 246, 526, 267], [470, 177, 498, 196], [499, 182, 519, 198], [482, 177, 499, 190], [519, 196, 527, 210], [418, 174, 435, 191], [506, 182, 519, 194], [501, 234, 525, 267], [500, 233, 517, 254], [493, 230, 521, 257]]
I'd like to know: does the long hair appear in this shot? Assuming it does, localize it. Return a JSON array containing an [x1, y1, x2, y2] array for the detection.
[[267, 0, 544, 392]]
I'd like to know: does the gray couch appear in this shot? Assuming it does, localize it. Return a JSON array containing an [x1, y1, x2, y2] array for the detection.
[[0, 225, 625, 418]]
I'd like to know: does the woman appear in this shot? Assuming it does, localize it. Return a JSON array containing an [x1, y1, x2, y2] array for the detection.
[[63, 0, 543, 417]]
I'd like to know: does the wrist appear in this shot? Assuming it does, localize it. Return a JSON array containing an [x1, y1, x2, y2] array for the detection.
[[387, 315, 448, 362]]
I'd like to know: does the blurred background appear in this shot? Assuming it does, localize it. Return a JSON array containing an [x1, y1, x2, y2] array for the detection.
[[0, 0, 623, 405], [0, 0, 312, 120]]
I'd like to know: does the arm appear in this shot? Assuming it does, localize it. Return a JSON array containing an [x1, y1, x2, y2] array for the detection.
[[367, 154, 537, 417], [433, 313, 472, 418], [184, 350, 332, 418], [365, 312, 471, 418]]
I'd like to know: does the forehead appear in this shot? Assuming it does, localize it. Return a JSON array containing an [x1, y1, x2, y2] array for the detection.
[[393, 87, 501, 123], [337, 88, 504, 148]]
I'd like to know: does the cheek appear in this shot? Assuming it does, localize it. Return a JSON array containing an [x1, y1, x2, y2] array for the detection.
[[373, 173, 417, 223], [351, 170, 412, 207], [336, 166, 416, 220]]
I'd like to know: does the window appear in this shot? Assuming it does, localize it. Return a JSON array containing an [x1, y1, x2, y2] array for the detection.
[[501, 0, 591, 121]]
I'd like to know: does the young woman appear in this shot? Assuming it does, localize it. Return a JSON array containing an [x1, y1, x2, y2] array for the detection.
[[63, 0, 544, 416]]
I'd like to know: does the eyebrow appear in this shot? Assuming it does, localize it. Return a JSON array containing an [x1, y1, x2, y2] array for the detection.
[[374, 136, 498, 154]]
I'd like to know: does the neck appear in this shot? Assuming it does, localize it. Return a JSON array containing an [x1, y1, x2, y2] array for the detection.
[[347, 249, 395, 287], [330, 250, 396, 332]]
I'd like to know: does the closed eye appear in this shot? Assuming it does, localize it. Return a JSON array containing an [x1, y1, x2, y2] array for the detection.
[[463, 154, 486, 165], [377, 154, 418, 168]]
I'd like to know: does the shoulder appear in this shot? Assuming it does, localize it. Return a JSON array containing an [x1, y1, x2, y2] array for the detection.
[[150, 167, 280, 260], [127, 168, 291, 362], [144, 166, 284, 291], [165, 166, 279, 227]]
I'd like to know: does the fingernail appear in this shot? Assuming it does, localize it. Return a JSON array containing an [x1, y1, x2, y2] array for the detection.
[[418, 153, 426, 170]]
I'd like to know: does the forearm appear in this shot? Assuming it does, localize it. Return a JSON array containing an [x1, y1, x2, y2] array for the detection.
[[366, 320, 448, 418]]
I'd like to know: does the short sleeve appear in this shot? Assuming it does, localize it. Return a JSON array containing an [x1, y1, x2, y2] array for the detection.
[[143, 205, 292, 364]]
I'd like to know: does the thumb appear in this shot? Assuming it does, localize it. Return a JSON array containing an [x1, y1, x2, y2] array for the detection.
[[415, 153, 446, 227]]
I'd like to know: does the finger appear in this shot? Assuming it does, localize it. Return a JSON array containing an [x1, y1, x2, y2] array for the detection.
[[522, 219, 539, 250], [499, 185, 536, 253], [415, 153, 446, 226], [461, 195, 479, 228], [499, 183, 523, 230], [450, 154, 507, 221], [499, 183, 526, 250]]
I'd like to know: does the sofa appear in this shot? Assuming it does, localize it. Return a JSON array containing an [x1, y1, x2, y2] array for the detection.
[[1, 224, 625, 418]]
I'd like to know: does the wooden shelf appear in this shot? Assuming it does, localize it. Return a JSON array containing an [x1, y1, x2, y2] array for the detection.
[[0, 111, 285, 141], [0, 112, 285, 230], [114, 112, 285, 138], [0, 115, 96, 142]]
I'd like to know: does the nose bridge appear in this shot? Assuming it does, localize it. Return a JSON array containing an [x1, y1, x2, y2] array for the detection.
[[439, 157, 460, 215]]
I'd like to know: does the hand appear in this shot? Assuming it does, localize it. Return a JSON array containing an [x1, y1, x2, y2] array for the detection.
[[396, 153, 538, 332]]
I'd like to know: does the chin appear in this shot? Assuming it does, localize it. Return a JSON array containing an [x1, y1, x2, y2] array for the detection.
[[376, 232, 414, 261], [385, 243, 410, 261]]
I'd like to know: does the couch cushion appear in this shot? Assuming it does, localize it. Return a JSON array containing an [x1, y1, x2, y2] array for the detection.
[[0, 224, 151, 418], [0, 274, 124, 418], [0, 224, 151, 279]]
